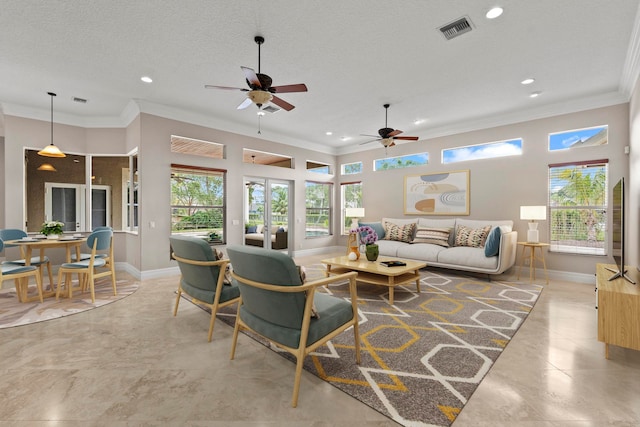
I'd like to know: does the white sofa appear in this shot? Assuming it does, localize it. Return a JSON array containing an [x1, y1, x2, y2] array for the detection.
[[363, 217, 517, 275]]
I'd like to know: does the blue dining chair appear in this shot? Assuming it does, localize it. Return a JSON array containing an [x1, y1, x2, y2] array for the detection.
[[0, 228, 54, 290], [56, 229, 117, 303], [0, 238, 44, 303], [70, 226, 113, 261]]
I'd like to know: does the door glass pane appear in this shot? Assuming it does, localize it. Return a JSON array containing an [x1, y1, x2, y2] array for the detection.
[[52, 187, 77, 232], [270, 182, 289, 250], [92, 188, 107, 228]]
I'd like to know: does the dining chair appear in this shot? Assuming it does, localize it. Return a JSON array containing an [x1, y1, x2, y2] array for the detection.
[[70, 226, 113, 261], [0, 238, 44, 303], [0, 228, 54, 290], [56, 229, 117, 303], [170, 235, 240, 342], [226, 245, 361, 407]]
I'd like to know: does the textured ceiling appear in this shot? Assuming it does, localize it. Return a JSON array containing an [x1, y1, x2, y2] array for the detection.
[[1, 0, 639, 154]]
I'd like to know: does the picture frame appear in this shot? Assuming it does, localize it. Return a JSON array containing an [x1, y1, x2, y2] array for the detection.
[[404, 170, 470, 215]]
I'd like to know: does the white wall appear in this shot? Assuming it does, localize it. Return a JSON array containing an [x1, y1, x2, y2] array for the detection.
[[628, 75, 640, 269]]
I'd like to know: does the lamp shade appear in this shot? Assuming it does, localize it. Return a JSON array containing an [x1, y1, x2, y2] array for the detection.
[[38, 92, 66, 158], [520, 206, 547, 221], [37, 163, 57, 171], [345, 208, 365, 218]]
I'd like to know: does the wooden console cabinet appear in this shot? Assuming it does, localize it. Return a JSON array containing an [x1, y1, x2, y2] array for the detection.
[[596, 263, 640, 358]]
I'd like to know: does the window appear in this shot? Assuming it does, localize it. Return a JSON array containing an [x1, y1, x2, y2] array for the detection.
[[171, 164, 226, 243], [243, 148, 293, 168], [548, 160, 607, 255], [442, 138, 522, 164], [549, 125, 608, 151], [305, 181, 332, 237], [171, 135, 224, 159], [374, 153, 428, 171], [341, 181, 362, 234], [307, 161, 331, 174], [341, 161, 363, 175]]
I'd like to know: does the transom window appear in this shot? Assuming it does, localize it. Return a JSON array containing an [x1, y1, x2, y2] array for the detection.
[[442, 138, 522, 164], [374, 153, 428, 171], [549, 125, 608, 151], [341, 161, 363, 175]]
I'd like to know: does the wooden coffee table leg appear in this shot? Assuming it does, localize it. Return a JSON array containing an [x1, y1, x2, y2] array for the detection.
[[387, 277, 395, 305], [414, 270, 421, 293]]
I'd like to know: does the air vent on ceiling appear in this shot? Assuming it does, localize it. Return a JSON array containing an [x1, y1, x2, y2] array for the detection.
[[439, 16, 473, 40], [72, 96, 88, 103], [262, 105, 281, 113]]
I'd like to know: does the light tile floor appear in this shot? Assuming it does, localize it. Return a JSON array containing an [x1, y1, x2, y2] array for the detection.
[[0, 251, 639, 426]]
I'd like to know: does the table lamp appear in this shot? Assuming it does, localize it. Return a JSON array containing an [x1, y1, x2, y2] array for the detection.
[[520, 205, 547, 243], [345, 207, 365, 230]]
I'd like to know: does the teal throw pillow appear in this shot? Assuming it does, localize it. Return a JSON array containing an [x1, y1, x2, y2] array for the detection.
[[359, 221, 385, 240], [484, 226, 502, 257]]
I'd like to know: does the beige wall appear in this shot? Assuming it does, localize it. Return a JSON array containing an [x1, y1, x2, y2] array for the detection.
[[337, 103, 630, 276], [1, 102, 634, 278], [628, 76, 640, 269]]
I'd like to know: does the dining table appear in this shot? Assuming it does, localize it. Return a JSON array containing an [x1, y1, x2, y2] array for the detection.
[[6, 235, 87, 300]]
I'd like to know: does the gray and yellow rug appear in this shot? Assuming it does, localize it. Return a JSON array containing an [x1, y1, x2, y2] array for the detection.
[[210, 266, 543, 427], [0, 278, 139, 329]]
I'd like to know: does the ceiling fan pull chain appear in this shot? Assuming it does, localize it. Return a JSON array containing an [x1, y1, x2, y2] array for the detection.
[[257, 114, 262, 134]]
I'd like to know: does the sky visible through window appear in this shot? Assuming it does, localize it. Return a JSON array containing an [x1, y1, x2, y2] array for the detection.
[[548, 125, 608, 151], [442, 139, 522, 164]]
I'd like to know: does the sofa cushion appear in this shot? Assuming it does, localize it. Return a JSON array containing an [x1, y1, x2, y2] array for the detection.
[[359, 221, 385, 240], [383, 222, 416, 243], [412, 226, 452, 247], [376, 240, 408, 257], [484, 226, 502, 257], [397, 243, 446, 263], [437, 246, 499, 270], [246, 225, 257, 233], [455, 225, 491, 248]]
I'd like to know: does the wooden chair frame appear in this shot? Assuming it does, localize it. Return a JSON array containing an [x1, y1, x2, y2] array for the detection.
[[230, 270, 360, 407], [1, 265, 44, 303], [172, 253, 236, 342]]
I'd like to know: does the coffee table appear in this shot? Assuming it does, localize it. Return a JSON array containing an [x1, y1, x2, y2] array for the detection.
[[321, 255, 426, 304]]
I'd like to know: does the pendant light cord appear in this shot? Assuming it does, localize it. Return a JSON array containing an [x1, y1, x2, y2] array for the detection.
[[48, 92, 56, 146]]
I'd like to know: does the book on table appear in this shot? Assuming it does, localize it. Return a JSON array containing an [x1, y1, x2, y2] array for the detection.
[[380, 260, 407, 267]]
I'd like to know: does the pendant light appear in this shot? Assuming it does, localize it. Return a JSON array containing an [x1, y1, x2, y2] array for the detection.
[[37, 163, 57, 171], [38, 92, 66, 158]]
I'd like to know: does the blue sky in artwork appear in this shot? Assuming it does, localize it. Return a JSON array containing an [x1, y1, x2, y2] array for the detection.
[[549, 126, 607, 151], [442, 139, 522, 164]]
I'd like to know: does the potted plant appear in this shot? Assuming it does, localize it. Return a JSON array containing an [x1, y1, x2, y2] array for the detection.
[[40, 220, 64, 239], [350, 225, 379, 261]]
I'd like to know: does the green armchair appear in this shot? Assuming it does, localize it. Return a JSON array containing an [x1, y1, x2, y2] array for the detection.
[[170, 236, 240, 342], [226, 245, 361, 407]]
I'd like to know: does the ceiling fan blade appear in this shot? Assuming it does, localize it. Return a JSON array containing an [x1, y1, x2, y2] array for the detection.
[[393, 136, 419, 141], [360, 134, 380, 138], [204, 84, 248, 91], [236, 97, 253, 110], [271, 95, 295, 111], [270, 83, 308, 93], [359, 138, 381, 145], [241, 66, 261, 88], [387, 129, 403, 137]]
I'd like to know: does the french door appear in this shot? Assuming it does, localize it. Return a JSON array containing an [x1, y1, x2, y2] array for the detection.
[[244, 177, 292, 254], [44, 182, 111, 232]]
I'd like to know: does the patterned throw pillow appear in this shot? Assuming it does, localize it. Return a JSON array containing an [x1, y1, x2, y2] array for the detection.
[[298, 265, 319, 318], [383, 222, 416, 243], [455, 225, 491, 248], [412, 227, 452, 247], [214, 248, 233, 284]]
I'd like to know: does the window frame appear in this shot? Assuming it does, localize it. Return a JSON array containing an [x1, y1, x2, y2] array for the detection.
[[548, 159, 608, 255], [305, 180, 332, 238], [340, 181, 362, 235]]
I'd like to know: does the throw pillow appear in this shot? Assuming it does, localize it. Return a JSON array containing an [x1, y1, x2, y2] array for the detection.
[[359, 221, 385, 240], [297, 265, 319, 318], [455, 225, 491, 248], [412, 226, 451, 247], [214, 248, 233, 285], [246, 225, 257, 234], [484, 226, 502, 257], [277, 227, 285, 233], [383, 222, 416, 243]]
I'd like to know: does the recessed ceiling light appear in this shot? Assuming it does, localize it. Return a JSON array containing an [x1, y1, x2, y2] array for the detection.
[[530, 91, 542, 98], [140, 76, 153, 83], [521, 78, 535, 85], [486, 7, 503, 19], [413, 119, 426, 125], [326, 131, 333, 136]]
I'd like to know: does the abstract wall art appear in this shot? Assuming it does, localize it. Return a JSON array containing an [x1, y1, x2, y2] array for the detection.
[[404, 170, 470, 215]]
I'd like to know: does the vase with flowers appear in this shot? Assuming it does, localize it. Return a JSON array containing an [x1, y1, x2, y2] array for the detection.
[[350, 225, 379, 261], [41, 220, 64, 239]]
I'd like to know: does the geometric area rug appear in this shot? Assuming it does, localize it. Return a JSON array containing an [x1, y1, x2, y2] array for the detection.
[[0, 278, 138, 329], [202, 265, 543, 427]]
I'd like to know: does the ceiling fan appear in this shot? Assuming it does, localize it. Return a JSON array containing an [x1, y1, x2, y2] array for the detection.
[[360, 104, 419, 147], [205, 36, 308, 111]]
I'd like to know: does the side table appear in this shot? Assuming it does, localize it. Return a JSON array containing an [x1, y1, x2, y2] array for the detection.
[[517, 242, 550, 284]]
